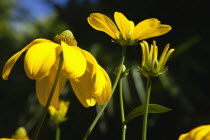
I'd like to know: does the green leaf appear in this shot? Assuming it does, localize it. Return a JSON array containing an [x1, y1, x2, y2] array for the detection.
[[124, 104, 172, 124]]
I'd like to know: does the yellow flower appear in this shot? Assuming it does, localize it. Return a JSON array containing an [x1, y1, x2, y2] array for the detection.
[[0, 127, 30, 140], [88, 12, 171, 46], [2, 30, 112, 108], [139, 40, 174, 77], [179, 125, 210, 140], [48, 101, 70, 125]]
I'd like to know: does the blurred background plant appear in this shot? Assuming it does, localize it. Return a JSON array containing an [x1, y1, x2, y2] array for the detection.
[[0, 0, 210, 140]]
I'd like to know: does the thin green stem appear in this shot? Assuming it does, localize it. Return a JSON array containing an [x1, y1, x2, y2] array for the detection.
[[142, 76, 152, 140], [82, 45, 127, 140], [32, 55, 64, 140], [56, 125, 60, 140], [119, 77, 126, 140]]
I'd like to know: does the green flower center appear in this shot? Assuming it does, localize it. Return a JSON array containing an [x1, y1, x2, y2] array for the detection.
[[54, 30, 77, 46]]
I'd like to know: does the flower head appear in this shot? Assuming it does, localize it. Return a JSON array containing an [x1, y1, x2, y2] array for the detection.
[[88, 12, 171, 46], [179, 125, 210, 140], [0, 127, 30, 140], [138, 40, 174, 77], [2, 30, 112, 108], [48, 101, 70, 125]]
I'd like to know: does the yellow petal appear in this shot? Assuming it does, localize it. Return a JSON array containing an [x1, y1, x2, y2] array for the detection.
[[2, 39, 51, 80], [194, 129, 210, 139], [203, 131, 210, 139], [114, 12, 134, 40], [69, 49, 99, 107], [178, 133, 190, 140], [48, 101, 70, 117], [70, 76, 97, 107], [0, 138, 17, 140], [36, 67, 67, 109], [48, 106, 56, 116], [189, 125, 210, 140], [129, 21, 135, 34], [70, 49, 112, 107], [80, 49, 105, 96], [131, 18, 171, 41], [88, 13, 120, 39], [61, 41, 86, 79], [95, 65, 112, 105], [59, 101, 70, 116], [24, 42, 60, 80]]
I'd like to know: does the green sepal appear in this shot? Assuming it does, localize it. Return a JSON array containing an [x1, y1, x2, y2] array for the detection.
[[157, 67, 168, 75], [124, 104, 172, 124]]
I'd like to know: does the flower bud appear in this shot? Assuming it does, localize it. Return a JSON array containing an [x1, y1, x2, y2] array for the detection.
[[48, 101, 70, 125], [139, 40, 174, 78]]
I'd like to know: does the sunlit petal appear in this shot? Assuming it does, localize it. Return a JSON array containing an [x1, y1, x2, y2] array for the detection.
[[189, 125, 210, 139], [69, 50, 99, 107], [95, 65, 112, 105], [131, 18, 171, 40], [36, 67, 67, 109], [178, 133, 189, 140], [88, 13, 120, 39], [114, 12, 133, 40], [69, 48, 106, 107], [79, 48, 97, 77], [92, 64, 106, 96], [131, 18, 159, 40], [61, 41, 86, 79], [70, 49, 112, 107], [70, 76, 97, 107], [129, 21, 135, 34], [80, 49, 105, 96], [24, 42, 60, 80], [2, 39, 50, 80]]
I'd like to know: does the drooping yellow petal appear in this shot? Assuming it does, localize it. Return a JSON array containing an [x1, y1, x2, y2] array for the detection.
[[24, 42, 60, 80], [92, 64, 107, 96], [61, 41, 86, 79], [79, 48, 97, 78], [2, 39, 51, 80], [114, 12, 134, 40], [70, 75, 97, 108], [95, 65, 112, 105], [87, 13, 120, 39], [131, 18, 171, 41], [79, 49, 105, 96], [70, 48, 108, 107], [36, 67, 67, 109], [71, 49, 112, 106]]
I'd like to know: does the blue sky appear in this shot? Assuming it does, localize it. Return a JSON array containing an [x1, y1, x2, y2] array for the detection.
[[10, 0, 100, 40], [17, 0, 68, 20], [16, 0, 100, 20]]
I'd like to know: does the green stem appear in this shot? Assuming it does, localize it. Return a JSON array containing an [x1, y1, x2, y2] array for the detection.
[[32, 55, 64, 140], [82, 45, 127, 140], [142, 76, 152, 140], [119, 77, 126, 140], [56, 125, 60, 140]]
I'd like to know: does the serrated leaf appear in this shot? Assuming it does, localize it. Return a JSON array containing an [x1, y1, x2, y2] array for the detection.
[[124, 104, 172, 124]]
